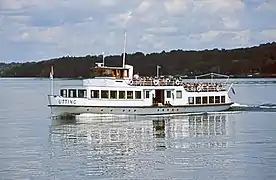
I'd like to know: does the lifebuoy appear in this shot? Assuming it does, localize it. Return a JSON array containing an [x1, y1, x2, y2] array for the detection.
[[197, 85, 202, 92], [175, 79, 180, 86], [165, 78, 170, 85], [129, 80, 133, 85], [153, 79, 159, 86], [216, 85, 220, 91]]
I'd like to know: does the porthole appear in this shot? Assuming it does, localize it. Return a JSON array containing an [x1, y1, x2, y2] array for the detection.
[[167, 109, 169, 111], [123, 110, 125, 112], [129, 110, 131, 112], [157, 109, 159, 111], [172, 109, 174, 111], [101, 109, 103, 111], [87, 109, 89, 111], [111, 109, 113, 112], [162, 109, 165, 111], [177, 109, 179, 111], [134, 110, 136, 112]]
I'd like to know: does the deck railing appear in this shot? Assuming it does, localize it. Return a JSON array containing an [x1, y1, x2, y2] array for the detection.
[[129, 78, 228, 92]]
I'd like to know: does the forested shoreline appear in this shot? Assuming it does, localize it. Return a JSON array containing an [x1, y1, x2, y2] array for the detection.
[[1, 42, 276, 78]]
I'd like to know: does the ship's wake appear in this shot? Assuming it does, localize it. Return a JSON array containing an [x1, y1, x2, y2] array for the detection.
[[229, 102, 276, 112]]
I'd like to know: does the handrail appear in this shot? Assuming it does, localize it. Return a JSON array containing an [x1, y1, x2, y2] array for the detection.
[[194, 72, 230, 86], [128, 78, 228, 92], [195, 72, 230, 79]]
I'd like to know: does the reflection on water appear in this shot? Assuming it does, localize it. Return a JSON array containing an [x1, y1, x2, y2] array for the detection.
[[50, 113, 232, 148], [188, 114, 228, 149], [48, 113, 234, 178], [188, 114, 226, 136]]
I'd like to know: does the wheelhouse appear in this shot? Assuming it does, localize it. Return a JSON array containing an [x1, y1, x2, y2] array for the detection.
[[92, 63, 133, 79]]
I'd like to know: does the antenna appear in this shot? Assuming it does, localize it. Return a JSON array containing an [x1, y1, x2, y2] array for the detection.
[[122, 30, 127, 68]]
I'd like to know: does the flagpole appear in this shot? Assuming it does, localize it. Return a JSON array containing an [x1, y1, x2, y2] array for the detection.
[[122, 30, 127, 68], [51, 76, 54, 96], [50, 66, 54, 96]]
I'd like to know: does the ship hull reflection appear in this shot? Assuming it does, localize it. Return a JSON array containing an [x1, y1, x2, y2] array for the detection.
[[50, 113, 234, 150], [48, 113, 234, 177]]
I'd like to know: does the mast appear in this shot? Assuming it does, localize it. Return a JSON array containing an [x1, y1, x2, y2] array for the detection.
[[122, 31, 127, 68], [102, 52, 105, 67]]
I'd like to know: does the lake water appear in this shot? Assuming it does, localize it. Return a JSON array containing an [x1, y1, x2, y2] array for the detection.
[[0, 78, 276, 180]]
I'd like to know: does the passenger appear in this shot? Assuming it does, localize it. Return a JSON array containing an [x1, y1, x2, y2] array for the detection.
[[152, 95, 156, 105]]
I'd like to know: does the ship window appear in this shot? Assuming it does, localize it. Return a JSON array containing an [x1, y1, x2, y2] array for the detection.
[[135, 91, 142, 99], [215, 96, 220, 103], [202, 96, 208, 104], [127, 91, 133, 99], [145, 91, 150, 98], [101, 90, 109, 99], [78, 89, 87, 98], [91, 90, 99, 98], [68, 89, 77, 98], [209, 96, 214, 104], [196, 97, 201, 104], [188, 97, 194, 104], [221, 96, 225, 103], [176, 90, 182, 99], [110, 91, 117, 99], [60, 89, 67, 97], [166, 91, 172, 98], [119, 91, 125, 99]]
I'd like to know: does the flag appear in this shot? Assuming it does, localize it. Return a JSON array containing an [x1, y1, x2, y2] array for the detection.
[[50, 65, 54, 80], [231, 87, 236, 95]]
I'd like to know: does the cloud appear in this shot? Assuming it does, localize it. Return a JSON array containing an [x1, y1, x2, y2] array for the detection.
[[0, 0, 275, 62], [257, 0, 276, 12], [260, 29, 276, 39], [164, 0, 188, 14]]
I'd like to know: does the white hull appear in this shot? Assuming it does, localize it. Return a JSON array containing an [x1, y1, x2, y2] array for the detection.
[[49, 103, 233, 116]]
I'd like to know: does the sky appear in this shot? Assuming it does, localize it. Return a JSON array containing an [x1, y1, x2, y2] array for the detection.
[[0, 0, 276, 62]]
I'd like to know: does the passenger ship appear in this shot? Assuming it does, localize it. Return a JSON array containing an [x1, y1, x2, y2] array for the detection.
[[48, 62, 235, 116], [47, 33, 235, 116]]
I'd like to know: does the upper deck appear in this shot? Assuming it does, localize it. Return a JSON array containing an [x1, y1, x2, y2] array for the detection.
[[129, 77, 228, 92], [67, 63, 230, 93], [61, 62, 230, 93]]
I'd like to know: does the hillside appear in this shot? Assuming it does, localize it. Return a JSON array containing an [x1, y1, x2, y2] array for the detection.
[[1, 42, 276, 78]]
